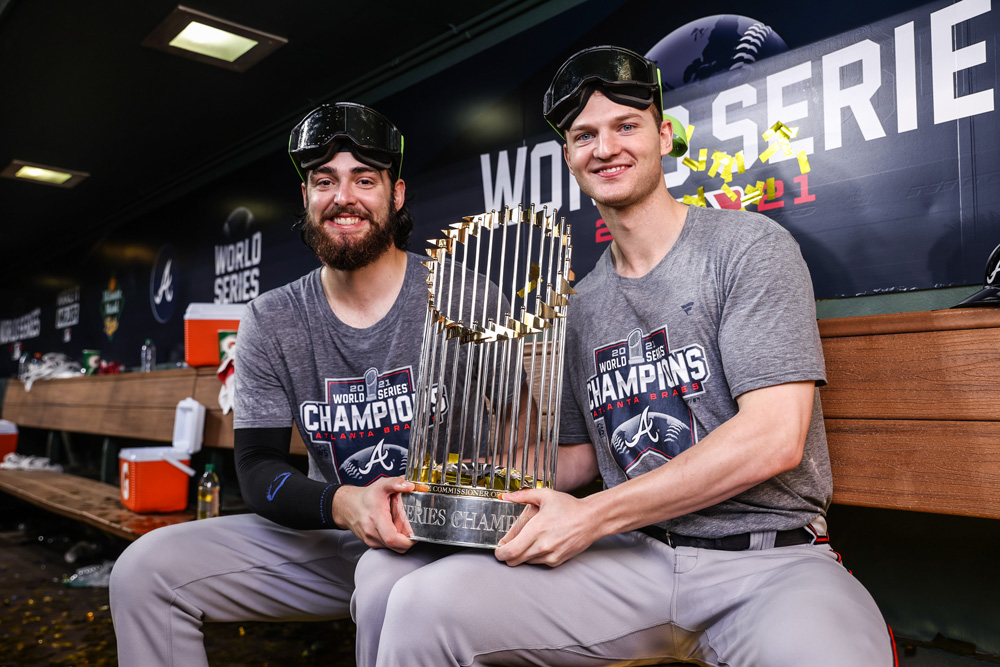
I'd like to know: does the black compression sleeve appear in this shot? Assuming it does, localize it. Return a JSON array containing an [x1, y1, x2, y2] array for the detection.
[[234, 427, 341, 530]]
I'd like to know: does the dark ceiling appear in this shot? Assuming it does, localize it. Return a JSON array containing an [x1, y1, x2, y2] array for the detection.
[[0, 0, 576, 288]]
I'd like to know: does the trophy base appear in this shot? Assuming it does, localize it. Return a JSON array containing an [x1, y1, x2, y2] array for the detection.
[[401, 487, 524, 549]]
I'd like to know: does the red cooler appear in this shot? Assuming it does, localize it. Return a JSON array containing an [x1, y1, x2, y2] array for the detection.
[[0, 420, 17, 460], [183, 303, 246, 367], [119, 447, 194, 513]]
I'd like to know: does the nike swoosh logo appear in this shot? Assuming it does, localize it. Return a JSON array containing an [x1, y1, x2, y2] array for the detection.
[[267, 472, 292, 501]]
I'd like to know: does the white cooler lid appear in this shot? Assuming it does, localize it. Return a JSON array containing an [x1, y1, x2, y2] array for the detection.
[[119, 446, 190, 462], [184, 302, 247, 321], [0, 419, 17, 435]]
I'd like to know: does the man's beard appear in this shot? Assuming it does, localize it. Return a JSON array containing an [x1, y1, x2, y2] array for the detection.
[[302, 201, 397, 271]]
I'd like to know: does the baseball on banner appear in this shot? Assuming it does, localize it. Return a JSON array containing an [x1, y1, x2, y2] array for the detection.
[[646, 15, 788, 91]]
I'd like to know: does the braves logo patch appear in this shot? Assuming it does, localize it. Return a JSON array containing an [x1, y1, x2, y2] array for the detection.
[[299, 366, 447, 486], [587, 327, 707, 478], [342, 437, 408, 483], [610, 406, 691, 472]]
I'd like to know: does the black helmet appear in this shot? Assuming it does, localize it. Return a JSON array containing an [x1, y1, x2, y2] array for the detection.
[[953, 241, 1000, 307], [288, 102, 404, 182]]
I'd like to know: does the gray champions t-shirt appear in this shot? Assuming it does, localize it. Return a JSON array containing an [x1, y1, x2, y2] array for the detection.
[[234, 252, 513, 486], [559, 205, 831, 538]]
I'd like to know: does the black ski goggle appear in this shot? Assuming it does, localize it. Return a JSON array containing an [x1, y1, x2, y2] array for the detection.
[[288, 102, 404, 182], [543, 46, 662, 133], [543, 45, 687, 157]]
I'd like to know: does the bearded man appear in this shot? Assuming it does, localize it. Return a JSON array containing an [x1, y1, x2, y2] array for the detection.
[[110, 102, 441, 666]]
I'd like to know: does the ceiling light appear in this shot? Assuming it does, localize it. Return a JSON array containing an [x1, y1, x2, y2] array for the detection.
[[170, 22, 258, 62], [1, 160, 89, 188], [143, 6, 286, 72]]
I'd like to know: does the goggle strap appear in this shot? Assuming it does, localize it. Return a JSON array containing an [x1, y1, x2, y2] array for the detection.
[[546, 118, 565, 141], [397, 134, 404, 182], [289, 132, 307, 182], [656, 68, 663, 113], [291, 153, 306, 182]]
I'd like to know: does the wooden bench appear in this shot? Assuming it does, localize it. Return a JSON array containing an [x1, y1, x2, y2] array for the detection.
[[1, 307, 998, 543], [817, 307, 1000, 520], [519, 306, 1000, 520], [0, 366, 307, 540]]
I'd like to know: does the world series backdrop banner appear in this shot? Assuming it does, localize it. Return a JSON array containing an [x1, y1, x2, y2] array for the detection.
[[2, 0, 998, 377], [388, 0, 999, 300]]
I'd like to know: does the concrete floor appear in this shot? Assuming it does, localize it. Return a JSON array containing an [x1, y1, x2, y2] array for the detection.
[[0, 500, 355, 666], [0, 498, 995, 667]]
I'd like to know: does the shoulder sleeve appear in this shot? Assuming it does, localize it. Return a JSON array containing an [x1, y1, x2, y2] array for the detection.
[[234, 427, 340, 529], [717, 223, 827, 399]]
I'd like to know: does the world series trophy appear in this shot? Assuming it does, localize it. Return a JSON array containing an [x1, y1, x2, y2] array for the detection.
[[401, 205, 574, 548]]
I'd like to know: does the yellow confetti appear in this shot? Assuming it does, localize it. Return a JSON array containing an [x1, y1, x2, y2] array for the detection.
[[759, 142, 779, 163], [679, 120, 812, 205], [742, 187, 763, 207], [720, 157, 734, 183], [708, 154, 722, 178], [686, 124, 695, 141], [682, 186, 708, 207], [516, 280, 537, 299], [516, 263, 541, 299], [764, 120, 796, 142], [742, 181, 766, 209], [797, 150, 811, 174], [683, 147, 708, 172], [759, 121, 802, 164]]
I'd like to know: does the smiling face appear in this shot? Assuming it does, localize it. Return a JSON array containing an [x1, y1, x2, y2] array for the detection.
[[562, 90, 672, 211], [300, 150, 405, 271]]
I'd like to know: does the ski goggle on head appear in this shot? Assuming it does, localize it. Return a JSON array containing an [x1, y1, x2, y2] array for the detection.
[[543, 45, 687, 158], [288, 102, 404, 182]]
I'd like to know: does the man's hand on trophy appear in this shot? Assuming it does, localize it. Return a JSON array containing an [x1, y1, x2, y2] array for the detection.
[[332, 477, 416, 553], [494, 488, 598, 567]]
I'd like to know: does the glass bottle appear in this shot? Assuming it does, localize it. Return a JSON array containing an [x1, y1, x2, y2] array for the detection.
[[140, 338, 156, 372], [196, 463, 221, 519]]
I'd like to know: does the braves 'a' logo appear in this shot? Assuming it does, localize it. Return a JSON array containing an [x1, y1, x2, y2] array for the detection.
[[342, 440, 408, 484], [358, 438, 393, 475], [610, 407, 691, 473], [988, 262, 1000, 285]]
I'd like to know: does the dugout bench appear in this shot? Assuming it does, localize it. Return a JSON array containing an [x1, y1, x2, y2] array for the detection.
[[0, 366, 307, 540], [0, 307, 998, 539]]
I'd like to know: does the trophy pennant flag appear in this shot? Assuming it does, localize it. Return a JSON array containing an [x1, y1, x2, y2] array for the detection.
[[401, 205, 574, 548]]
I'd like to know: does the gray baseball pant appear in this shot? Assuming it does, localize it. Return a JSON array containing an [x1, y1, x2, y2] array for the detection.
[[352, 531, 895, 666], [110, 513, 366, 667]]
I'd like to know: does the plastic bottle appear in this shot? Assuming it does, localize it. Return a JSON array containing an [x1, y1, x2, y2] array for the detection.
[[140, 338, 156, 372], [64, 559, 116, 588], [64, 540, 101, 564], [197, 463, 221, 519]]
